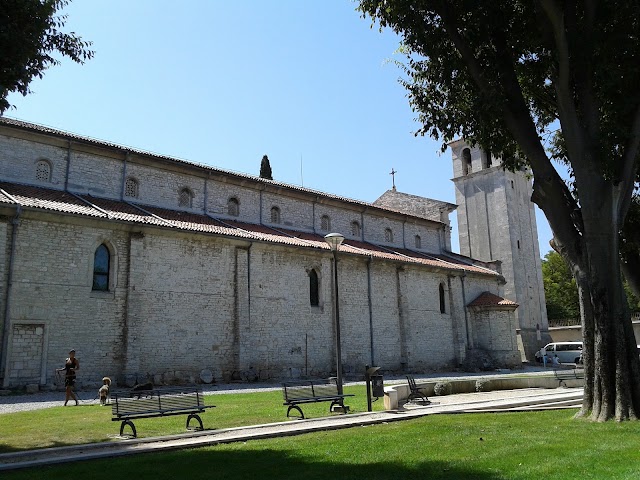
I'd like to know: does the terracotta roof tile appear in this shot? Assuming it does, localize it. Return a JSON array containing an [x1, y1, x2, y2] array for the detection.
[[0, 183, 107, 218], [373, 189, 457, 222], [0, 181, 500, 278], [468, 292, 518, 307]]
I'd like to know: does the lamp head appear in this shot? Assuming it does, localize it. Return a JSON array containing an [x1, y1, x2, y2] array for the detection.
[[324, 232, 344, 251]]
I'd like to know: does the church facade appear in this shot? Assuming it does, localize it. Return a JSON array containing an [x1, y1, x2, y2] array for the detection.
[[0, 119, 525, 389]]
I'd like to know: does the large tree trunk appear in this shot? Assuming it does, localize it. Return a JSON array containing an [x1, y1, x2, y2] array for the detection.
[[564, 186, 640, 421], [574, 270, 595, 418], [578, 254, 640, 421]]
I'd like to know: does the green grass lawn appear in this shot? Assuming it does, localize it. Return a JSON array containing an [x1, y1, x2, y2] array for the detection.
[[3, 409, 640, 480], [0, 385, 384, 452]]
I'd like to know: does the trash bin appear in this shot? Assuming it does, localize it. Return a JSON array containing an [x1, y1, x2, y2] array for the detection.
[[365, 365, 384, 411], [371, 373, 384, 398]]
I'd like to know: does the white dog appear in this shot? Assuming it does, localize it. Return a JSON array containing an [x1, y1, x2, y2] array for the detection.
[[98, 377, 112, 405]]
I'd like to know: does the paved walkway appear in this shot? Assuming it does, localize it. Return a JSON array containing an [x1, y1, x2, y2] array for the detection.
[[0, 383, 583, 471], [0, 366, 557, 414]]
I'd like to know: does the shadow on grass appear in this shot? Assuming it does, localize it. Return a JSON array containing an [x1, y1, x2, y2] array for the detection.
[[0, 440, 82, 455], [4, 446, 505, 480]]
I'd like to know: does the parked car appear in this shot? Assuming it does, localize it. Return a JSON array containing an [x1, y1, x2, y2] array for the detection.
[[535, 342, 583, 364]]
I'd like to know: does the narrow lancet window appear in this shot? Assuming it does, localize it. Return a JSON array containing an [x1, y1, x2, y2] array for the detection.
[[93, 244, 110, 291], [309, 269, 319, 306], [271, 206, 281, 224], [462, 148, 472, 175], [228, 197, 240, 216], [320, 215, 331, 232]]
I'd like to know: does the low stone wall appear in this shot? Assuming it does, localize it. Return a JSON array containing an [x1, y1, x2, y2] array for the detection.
[[549, 320, 640, 344], [383, 373, 584, 410]]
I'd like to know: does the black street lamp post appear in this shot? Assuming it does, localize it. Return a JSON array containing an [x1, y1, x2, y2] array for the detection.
[[324, 232, 344, 395]]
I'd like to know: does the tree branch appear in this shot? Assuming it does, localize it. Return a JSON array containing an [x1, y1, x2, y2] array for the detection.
[[436, 2, 584, 259], [567, 0, 599, 146], [538, 0, 586, 163]]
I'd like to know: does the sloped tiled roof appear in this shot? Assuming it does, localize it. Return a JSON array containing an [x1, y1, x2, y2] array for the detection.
[[468, 292, 518, 308], [373, 189, 457, 222], [0, 181, 500, 278]]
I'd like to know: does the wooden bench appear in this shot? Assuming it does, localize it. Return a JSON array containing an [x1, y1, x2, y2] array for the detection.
[[406, 375, 430, 404], [282, 380, 354, 419], [554, 368, 585, 387], [111, 386, 215, 437]]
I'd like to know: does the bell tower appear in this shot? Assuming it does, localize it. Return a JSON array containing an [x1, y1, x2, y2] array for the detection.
[[450, 140, 549, 361]]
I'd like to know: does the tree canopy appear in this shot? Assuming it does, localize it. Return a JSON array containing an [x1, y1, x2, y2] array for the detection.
[[0, 0, 93, 114], [259, 155, 273, 180], [542, 251, 580, 321], [542, 251, 639, 321], [359, 0, 640, 420]]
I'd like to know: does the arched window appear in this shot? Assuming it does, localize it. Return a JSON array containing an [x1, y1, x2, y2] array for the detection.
[[309, 269, 319, 306], [415, 235, 422, 249], [462, 148, 472, 175], [93, 244, 110, 291], [320, 215, 331, 232], [227, 197, 240, 216], [483, 150, 493, 169], [351, 221, 361, 237], [35, 159, 51, 182], [124, 177, 139, 198], [270, 206, 281, 224], [439, 283, 446, 314], [178, 188, 193, 208], [384, 228, 393, 243]]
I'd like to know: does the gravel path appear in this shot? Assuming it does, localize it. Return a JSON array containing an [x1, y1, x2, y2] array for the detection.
[[0, 366, 554, 415], [0, 383, 283, 415]]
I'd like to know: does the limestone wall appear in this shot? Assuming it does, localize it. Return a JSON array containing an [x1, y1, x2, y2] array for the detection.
[[67, 150, 123, 199], [2, 217, 130, 387], [7, 323, 45, 385], [244, 245, 334, 379], [397, 267, 456, 370], [0, 129, 448, 255], [0, 221, 6, 340], [0, 135, 67, 190], [260, 191, 315, 231], [1, 211, 502, 387], [0, 126, 516, 388], [123, 163, 206, 211], [124, 233, 237, 382], [504, 170, 549, 358]]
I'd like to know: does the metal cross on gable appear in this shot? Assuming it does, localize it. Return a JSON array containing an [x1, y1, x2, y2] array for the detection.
[[390, 168, 398, 189]]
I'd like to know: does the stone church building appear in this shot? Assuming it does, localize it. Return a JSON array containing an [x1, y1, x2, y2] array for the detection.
[[0, 118, 546, 389]]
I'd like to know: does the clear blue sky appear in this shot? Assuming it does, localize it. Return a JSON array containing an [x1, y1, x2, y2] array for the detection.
[[6, 0, 553, 257]]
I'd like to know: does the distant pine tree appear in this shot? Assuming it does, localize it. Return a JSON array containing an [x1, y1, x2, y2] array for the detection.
[[259, 155, 273, 180]]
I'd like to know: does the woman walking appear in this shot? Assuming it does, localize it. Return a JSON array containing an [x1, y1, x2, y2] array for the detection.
[[56, 349, 80, 406]]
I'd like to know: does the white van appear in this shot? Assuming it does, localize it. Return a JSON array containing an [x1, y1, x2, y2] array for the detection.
[[536, 342, 583, 364]]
